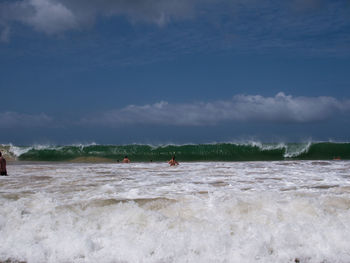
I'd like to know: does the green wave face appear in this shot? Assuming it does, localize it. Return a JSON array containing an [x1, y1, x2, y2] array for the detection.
[[297, 142, 350, 160], [9, 142, 350, 162]]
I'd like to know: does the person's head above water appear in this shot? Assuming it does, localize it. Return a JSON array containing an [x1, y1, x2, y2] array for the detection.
[[122, 156, 130, 163]]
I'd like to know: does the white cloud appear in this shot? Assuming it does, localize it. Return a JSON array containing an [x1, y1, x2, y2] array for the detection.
[[81, 93, 350, 127], [0, 112, 53, 128], [1, 0, 79, 34], [0, 0, 200, 35], [19, 0, 78, 34], [1, 0, 348, 59], [1, 94, 349, 130]]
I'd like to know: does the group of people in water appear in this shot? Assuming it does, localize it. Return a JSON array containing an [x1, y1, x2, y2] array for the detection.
[[0, 151, 178, 177], [120, 155, 179, 166]]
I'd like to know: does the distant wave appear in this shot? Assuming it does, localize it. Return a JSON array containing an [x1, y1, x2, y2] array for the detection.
[[1, 142, 350, 162]]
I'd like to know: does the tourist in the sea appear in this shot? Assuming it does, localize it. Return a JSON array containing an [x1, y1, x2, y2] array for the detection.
[[123, 156, 130, 163], [0, 152, 7, 176], [168, 156, 179, 166]]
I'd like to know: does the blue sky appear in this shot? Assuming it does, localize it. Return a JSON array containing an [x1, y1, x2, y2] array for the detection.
[[1, 0, 350, 144]]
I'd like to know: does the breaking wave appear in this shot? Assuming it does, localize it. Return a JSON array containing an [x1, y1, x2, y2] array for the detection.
[[1, 142, 350, 162]]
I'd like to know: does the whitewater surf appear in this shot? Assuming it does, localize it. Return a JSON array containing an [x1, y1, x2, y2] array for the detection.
[[1, 160, 350, 262]]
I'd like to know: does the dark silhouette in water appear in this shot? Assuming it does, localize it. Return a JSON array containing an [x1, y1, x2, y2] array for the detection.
[[0, 152, 7, 176]]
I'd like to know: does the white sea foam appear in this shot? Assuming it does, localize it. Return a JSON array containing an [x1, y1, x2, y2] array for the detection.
[[3, 143, 99, 158], [6, 143, 57, 157], [7, 144, 33, 157], [242, 141, 313, 158], [1, 161, 350, 262], [283, 142, 312, 158]]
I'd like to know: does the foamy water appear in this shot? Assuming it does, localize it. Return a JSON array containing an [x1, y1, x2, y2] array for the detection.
[[1, 161, 350, 263]]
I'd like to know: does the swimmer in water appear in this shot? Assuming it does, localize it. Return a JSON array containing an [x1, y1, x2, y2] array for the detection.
[[0, 152, 7, 176], [168, 156, 179, 166], [123, 156, 130, 163]]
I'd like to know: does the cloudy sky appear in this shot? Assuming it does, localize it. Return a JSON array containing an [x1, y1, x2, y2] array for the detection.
[[1, 0, 350, 144]]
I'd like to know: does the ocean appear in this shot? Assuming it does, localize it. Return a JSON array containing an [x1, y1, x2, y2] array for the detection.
[[2, 142, 350, 162], [1, 143, 350, 262]]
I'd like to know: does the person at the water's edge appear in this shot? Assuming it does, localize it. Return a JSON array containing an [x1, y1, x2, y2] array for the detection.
[[123, 156, 130, 163], [168, 156, 179, 166], [0, 152, 7, 176]]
